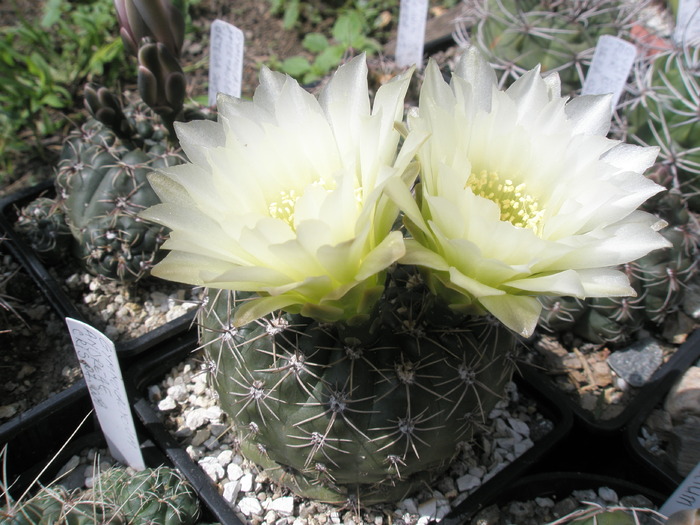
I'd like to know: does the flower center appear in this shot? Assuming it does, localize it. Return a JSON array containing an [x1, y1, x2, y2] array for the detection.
[[467, 170, 545, 232], [267, 179, 362, 229], [268, 189, 299, 226]]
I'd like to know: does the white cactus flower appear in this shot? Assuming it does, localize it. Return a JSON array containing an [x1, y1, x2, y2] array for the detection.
[[386, 47, 671, 337], [141, 55, 423, 326]]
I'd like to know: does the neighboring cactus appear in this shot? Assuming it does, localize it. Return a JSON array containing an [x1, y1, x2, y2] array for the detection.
[[98, 466, 200, 525], [0, 466, 200, 525], [626, 46, 700, 213], [0, 486, 122, 525], [14, 197, 73, 264], [539, 185, 700, 345], [551, 503, 668, 525], [54, 103, 186, 282], [15, 0, 212, 283], [200, 265, 517, 505], [463, 0, 643, 95]]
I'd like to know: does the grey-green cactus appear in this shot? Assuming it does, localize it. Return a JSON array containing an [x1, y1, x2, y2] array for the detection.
[[54, 103, 186, 282], [465, 0, 643, 96], [14, 196, 73, 264], [626, 46, 700, 213], [98, 466, 200, 525], [0, 466, 200, 525], [539, 185, 700, 345], [200, 265, 518, 505], [15, 0, 213, 283]]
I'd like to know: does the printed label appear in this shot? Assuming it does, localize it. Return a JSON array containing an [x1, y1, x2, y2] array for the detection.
[[395, 0, 429, 69], [660, 460, 700, 517], [66, 318, 145, 470], [581, 35, 637, 110], [209, 19, 245, 106], [674, 0, 700, 45]]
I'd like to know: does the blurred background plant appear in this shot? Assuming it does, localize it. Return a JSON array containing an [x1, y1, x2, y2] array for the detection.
[[265, 0, 459, 84], [0, 0, 131, 188]]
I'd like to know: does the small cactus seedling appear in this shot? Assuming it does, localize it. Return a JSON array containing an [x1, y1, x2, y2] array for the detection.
[[14, 196, 72, 264]]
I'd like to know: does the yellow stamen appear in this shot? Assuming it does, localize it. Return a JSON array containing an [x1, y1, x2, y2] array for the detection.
[[467, 170, 545, 233]]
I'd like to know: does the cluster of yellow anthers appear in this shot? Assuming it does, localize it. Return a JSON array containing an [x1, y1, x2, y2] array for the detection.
[[141, 46, 669, 337]]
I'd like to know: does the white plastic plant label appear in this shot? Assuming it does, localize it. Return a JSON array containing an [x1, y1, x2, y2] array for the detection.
[[581, 35, 636, 111], [65, 318, 145, 471], [395, 0, 429, 69], [208, 19, 245, 106], [674, 0, 700, 46], [660, 460, 700, 517]]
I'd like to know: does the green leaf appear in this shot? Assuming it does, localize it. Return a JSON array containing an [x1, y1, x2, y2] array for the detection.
[[40, 0, 64, 28], [332, 11, 364, 46], [282, 0, 300, 30], [302, 33, 329, 53], [313, 45, 344, 74], [281, 56, 311, 78]]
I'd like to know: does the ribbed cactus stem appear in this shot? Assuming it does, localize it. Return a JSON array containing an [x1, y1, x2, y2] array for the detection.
[[201, 266, 519, 504]]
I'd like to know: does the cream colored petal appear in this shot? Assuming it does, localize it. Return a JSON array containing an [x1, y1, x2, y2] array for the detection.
[[173, 119, 225, 167], [479, 294, 542, 338], [505, 270, 586, 297], [564, 94, 613, 136]]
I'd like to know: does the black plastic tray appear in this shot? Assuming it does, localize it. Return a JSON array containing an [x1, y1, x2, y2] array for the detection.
[[0, 180, 197, 360], [126, 335, 573, 525], [441, 471, 668, 525], [624, 328, 700, 489]]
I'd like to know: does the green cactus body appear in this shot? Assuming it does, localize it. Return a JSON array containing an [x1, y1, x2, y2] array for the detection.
[[98, 467, 200, 525], [201, 266, 517, 505], [626, 48, 700, 212], [0, 487, 122, 525], [470, 0, 638, 95], [55, 103, 185, 282], [15, 196, 73, 264]]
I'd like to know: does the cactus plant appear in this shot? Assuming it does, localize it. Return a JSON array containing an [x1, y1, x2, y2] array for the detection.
[[98, 466, 200, 525], [539, 183, 700, 345], [0, 466, 200, 525], [15, 0, 212, 284], [142, 45, 669, 506], [626, 46, 700, 213], [463, 0, 644, 96], [199, 266, 517, 504], [14, 196, 73, 264], [53, 102, 186, 282]]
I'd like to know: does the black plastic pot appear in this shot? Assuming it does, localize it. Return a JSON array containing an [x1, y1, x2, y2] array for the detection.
[[526, 329, 700, 435], [625, 328, 700, 489], [441, 472, 668, 525], [0, 180, 197, 360], [126, 335, 573, 525]]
